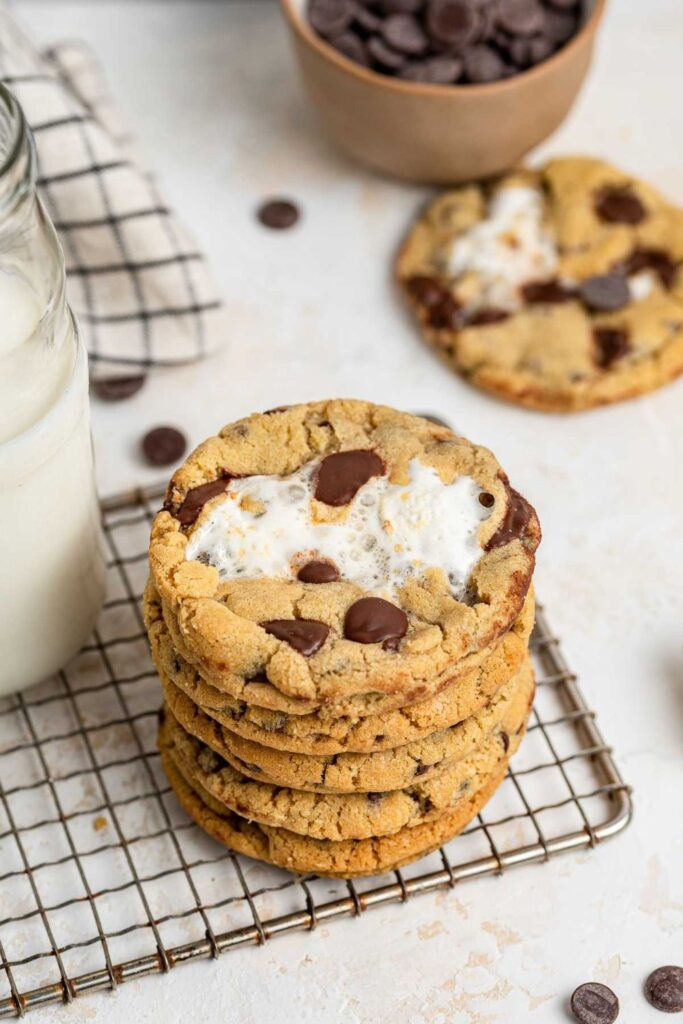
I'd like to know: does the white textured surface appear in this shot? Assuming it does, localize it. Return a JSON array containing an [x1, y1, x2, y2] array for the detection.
[[18, 1, 683, 1021], [186, 459, 489, 598]]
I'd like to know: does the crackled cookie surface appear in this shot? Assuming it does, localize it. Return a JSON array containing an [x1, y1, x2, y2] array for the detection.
[[149, 400, 539, 704], [397, 158, 683, 411], [160, 728, 510, 878], [161, 657, 533, 794], [149, 587, 535, 755]]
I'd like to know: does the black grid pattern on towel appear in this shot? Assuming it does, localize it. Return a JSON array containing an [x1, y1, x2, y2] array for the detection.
[[0, 483, 632, 1019]]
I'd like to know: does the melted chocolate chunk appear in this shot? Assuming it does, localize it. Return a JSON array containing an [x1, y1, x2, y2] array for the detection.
[[428, 293, 462, 329], [479, 491, 495, 508], [618, 248, 678, 290], [595, 186, 646, 225], [485, 483, 535, 550], [174, 476, 233, 527], [579, 274, 630, 312], [500, 731, 510, 752], [570, 982, 619, 1024], [644, 965, 683, 1014], [297, 560, 341, 583], [467, 307, 511, 326], [521, 279, 573, 304], [261, 619, 329, 656], [314, 450, 385, 506], [406, 274, 449, 308], [593, 328, 630, 369], [344, 597, 408, 646]]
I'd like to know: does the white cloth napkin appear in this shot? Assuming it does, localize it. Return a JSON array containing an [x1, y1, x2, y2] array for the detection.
[[0, 8, 225, 379]]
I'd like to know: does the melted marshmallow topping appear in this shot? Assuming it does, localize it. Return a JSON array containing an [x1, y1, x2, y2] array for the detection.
[[185, 458, 492, 599]]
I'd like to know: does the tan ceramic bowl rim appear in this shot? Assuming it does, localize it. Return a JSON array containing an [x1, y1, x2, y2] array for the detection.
[[280, 0, 607, 97]]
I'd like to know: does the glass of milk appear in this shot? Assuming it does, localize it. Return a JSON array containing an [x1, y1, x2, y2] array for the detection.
[[0, 85, 105, 696]]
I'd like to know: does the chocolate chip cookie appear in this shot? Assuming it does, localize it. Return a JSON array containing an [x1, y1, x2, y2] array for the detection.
[[163, 655, 533, 792], [149, 400, 539, 704], [397, 158, 683, 411]]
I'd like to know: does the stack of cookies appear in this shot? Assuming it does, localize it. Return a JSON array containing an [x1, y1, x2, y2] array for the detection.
[[145, 400, 540, 878]]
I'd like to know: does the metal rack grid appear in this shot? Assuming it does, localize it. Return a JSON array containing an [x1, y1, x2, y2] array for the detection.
[[0, 481, 632, 1019]]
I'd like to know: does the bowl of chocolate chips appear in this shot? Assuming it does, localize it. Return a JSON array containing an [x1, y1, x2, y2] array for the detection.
[[279, 0, 606, 182]]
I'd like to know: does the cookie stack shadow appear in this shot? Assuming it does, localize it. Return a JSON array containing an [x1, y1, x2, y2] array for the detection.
[[145, 583, 536, 879]]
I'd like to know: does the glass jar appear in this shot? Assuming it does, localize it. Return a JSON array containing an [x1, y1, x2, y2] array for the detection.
[[0, 85, 105, 695]]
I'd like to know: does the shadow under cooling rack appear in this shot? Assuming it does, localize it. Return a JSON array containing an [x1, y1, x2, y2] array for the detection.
[[0, 482, 632, 1019]]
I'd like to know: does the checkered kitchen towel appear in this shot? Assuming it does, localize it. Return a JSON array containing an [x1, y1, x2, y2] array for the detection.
[[0, 7, 225, 379]]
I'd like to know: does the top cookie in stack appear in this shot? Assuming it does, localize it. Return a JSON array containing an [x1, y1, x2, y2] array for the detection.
[[147, 400, 540, 876]]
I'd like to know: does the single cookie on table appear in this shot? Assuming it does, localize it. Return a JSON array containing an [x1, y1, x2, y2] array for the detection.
[[162, 701, 527, 841], [161, 651, 534, 793], [148, 400, 539, 705], [160, 727, 510, 878], [150, 590, 535, 756], [144, 576, 534, 720], [397, 157, 683, 412]]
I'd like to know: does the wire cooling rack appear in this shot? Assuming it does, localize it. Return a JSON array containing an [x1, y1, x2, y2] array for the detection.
[[0, 481, 632, 1019]]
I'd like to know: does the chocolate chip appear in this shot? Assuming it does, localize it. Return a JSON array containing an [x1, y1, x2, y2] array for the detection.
[[406, 275, 449, 306], [595, 187, 646, 225], [92, 375, 146, 402], [379, 0, 423, 11], [570, 983, 619, 1024], [500, 731, 510, 752], [314, 449, 385, 506], [579, 275, 630, 312], [367, 34, 408, 68], [382, 13, 429, 53], [428, 292, 462, 328], [297, 560, 341, 583], [479, 491, 495, 507], [344, 597, 408, 646], [367, 791, 384, 803], [261, 619, 329, 656], [485, 482, 535, 550], [198, 747, 226, 774], [543, 8, 577, 43], [141, 426, 187, 467], [522, 278, 573, 304], [414, 763, 430, 776], [426, 0, 479, 49], [508, 32, 554, 67], [399, 54, 463, 82], [467, 306, 510, 325], [618, 248, 678, 290], [497, 0, 545, 36], [309, 0, 354, 36], [257, 199, 300, 230], [462, 44, 507, 82], [175, 476, 232, 527], [352, 1, 383, 31], [546, 0, 578, 8], [593, 328, 630, 369], [329, 30, 370, 63], [644, 966, 683, 1013]]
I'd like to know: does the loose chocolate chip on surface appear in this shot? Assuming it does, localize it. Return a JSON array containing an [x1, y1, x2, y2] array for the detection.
[[297, 560, 341, 583], [593, 328, 630, 369], [579, 274, 630, 312], [399, 54, 463, 81], [497, 0, 545, 36], [367, 34, 408, 68], [467, 306, 510, 325], [309, 0, 353, 36], [644, 965, 683, 1013], [382, 12, 429, 53], [92, 375, 146, 401], [257, 199, 300, 230], [595, 187, 646, 225], [141, 426, 187, 467], [463, 44, 507, 82], [175, 477, 232, 527], [522, 278, 573, 304], [329, 29, 370, 63], [314, 449, 385, 506], [344, 597, 408, 646], [426, 0, 479, 48], [262, 619, 330, 657], [485, 483, 535, 550], [570, 982, 619, 1024], [479, 491, 495, 507]]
